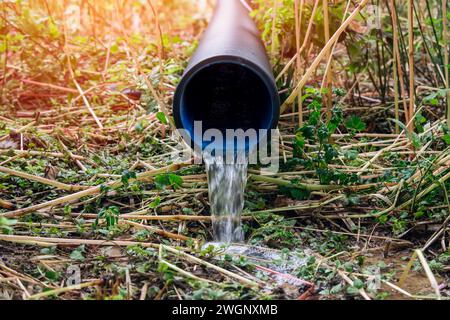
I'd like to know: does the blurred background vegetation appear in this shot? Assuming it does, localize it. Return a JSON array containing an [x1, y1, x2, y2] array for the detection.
[[0, 0, 448, 300]]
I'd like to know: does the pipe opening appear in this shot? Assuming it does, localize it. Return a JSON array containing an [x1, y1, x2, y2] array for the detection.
[[179, 62, 274, 149]]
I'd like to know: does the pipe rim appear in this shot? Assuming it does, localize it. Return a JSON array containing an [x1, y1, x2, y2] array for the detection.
[[173, 55, 280, 152]]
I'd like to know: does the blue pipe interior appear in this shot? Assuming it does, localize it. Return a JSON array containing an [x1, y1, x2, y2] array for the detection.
[[179, 62, 275, 152]]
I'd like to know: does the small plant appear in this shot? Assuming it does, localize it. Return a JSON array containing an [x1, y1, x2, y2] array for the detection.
[[288, 88, 363, 186], [121, 170, 137, 187], [70, 245, 86, 262], [345, 115, 367, 134], [154, 173, 183, 190], [0, 217, 17, 234], [249, 214, 298, 247], [94, 206, 120, 229]]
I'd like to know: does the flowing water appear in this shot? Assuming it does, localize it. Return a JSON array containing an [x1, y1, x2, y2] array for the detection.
[[204, 153, 248, 243], [202, 148, 314, 294], [202, 145, 314, 295]]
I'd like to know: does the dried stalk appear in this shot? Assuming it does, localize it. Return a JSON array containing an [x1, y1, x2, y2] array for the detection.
[[270, 0, 279, 59], [282, 0, 370, 111], [294, 0, 304, 126], [443, 0, 450, 127], [63, 24, 103, 130], [0, 165, 87, 191], [0, 162, 190, 218], [407, 0, 415, 132], [28, 280, 102, 300], [322, 0, 333, 119], [0, 234, 161, 248], [249, 174, 343, 191], [162, 245, 258, 288], [398, 250, 441, 299], [122, 220, 190, 241]]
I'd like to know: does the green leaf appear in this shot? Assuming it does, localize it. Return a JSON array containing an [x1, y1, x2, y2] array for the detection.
[[414, 211, 425, 219], [48, 21, 60, 38], [95, 206, 120, 228], [389, 118, 421, 148], [110, 43, 119, 54], [0, 217, 17, 226], [343, 149, 358, 160], [345, 115, 366, 132], [135, 121, 144, 133], [279, 181, 310, 200], [414, 112, 427, 133], [154, 173, 183, 190], [328, 106, 343, 133], [149, 197, 161, 209], [40, 247, 56, 255], [121, 170, 137, 187], [293, 132, 306, 157], [70, 249, 85, 261], [307, 100, 322, 126], [346, 286, 360, 295], [0, 217, 17, 234], [324, 144, 337, 163], [0, 41, 7, 54], [333, 88, 346, 97], [347, 195, 360, 205], [353, 278, 364, 289], [330, 283, 343, 294], [156, 112, 168, 125], [295, 132, 306, 148], [443, 134, 450, 145], [168, 174, 183, 189], [317, 124, 330, 143], [300, 125, 315, 140], [45, 270, 61, 281]]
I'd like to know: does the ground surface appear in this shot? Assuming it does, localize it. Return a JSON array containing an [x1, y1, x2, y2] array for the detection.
[[0, 0, 449, 300]]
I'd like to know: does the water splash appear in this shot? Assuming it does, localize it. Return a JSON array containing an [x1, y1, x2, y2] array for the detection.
[[203, 242, 312, 288], [204, 153, 248, 243]]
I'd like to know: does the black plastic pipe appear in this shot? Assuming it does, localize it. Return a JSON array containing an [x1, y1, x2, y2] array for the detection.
[[173, 0, 280, 152]]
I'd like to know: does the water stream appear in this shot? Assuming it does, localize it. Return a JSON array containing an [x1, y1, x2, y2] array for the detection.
[[202, 145, 313, 292], [204, 153, 248, 243]]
